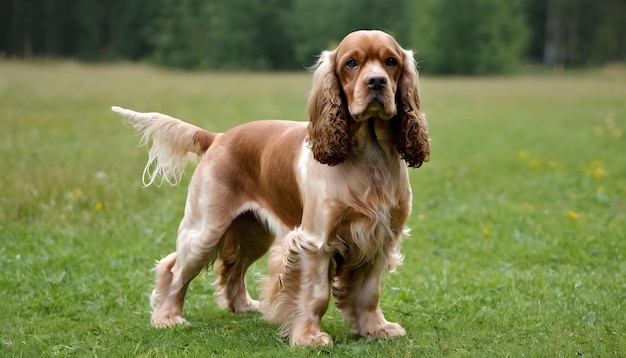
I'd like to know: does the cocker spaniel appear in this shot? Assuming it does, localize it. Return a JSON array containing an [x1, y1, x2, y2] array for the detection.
[[112, 30, 430, 346]]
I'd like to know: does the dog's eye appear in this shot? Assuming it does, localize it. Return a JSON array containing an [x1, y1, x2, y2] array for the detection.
[[386, 57, 397, 68], [345, 59, 358, 69]]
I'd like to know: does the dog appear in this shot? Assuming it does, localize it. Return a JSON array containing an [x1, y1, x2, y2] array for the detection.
[[113, 29, 430, 346]]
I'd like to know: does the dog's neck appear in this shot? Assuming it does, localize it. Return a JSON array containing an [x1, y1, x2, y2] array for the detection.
[[351, 117, 398, 164]]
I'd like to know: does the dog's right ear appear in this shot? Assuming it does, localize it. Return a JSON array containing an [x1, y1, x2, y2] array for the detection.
[[392, 49, 431, 168], [307, 50, 353, 166]]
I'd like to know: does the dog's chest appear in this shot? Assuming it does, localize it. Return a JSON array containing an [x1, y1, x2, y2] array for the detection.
[[331, 201, 396, 267], [329, 165, 402, 263]]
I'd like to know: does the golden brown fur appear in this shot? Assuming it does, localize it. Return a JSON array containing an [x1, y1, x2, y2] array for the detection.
[[113, 29, 430, 346]]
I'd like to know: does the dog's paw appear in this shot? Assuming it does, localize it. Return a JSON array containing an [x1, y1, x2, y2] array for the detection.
[[351, 320, 407, 339], [291, 332, 333, 346], [150, 315, 189, 328], [232, 298, 260, 313], [372, 322, 406, 339]]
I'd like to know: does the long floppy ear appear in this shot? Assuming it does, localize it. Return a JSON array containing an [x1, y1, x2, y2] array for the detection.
[[307, 50, 353, 166], [392, 49, 431, 168]]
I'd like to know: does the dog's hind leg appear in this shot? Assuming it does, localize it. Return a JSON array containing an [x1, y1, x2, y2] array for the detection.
[[150, 252, 187, 326], [213, 211, 274, 313], [149, 175, 234, 327], [149, 214, 226, 327]]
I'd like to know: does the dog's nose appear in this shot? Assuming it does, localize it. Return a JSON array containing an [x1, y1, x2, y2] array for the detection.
[[366, 74, 387, 90]]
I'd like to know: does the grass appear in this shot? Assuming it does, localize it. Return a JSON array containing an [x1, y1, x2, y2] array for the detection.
[[0, 60, 624, 357]]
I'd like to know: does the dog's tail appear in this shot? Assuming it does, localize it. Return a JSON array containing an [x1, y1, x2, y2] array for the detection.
[[112, 106, 217, 187]]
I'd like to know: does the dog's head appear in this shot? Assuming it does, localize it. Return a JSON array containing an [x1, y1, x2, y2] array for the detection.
[[307, 30, 431, 168]]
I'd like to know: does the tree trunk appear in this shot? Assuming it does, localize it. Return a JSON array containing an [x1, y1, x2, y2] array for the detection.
[[543, 0, 562, 66]]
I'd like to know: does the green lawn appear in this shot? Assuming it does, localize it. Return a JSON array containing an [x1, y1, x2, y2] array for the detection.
[[1, 60, 624, 357]]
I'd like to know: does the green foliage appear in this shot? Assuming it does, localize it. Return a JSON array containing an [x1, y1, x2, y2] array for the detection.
[[414, 0, 528, 74], [146, 0, 296, 70], [1, 0, 625, 73], [525, 0, 626, 67], [1, 60, 625, 356], [288, 0, 412, 67], [110, 0, 158, 60]]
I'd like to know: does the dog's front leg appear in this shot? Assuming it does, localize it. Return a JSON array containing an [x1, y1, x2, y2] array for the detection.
[[333, 251, 406, 339], [261, 229, 333, 346]]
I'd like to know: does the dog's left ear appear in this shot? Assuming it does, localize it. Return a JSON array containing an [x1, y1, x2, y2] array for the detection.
[[392, 49, 431, 168], [307, 50, 354, 166]]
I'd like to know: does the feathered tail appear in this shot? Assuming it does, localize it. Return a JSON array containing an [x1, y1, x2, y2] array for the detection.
[[112, 106, 217, 186]]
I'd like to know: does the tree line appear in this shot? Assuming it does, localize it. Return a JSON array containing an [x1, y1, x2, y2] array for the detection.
[[1, 0, 624, 74]]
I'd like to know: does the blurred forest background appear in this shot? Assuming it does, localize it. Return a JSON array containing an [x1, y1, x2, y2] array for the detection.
[[1, 0, 625, 74]]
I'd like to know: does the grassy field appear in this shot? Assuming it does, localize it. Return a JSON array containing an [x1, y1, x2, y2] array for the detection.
[[0, 60, 624, 357]]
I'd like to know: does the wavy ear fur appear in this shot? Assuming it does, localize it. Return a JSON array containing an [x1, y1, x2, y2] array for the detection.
[[392, 50, 431, 168], [307, 50, 353, 166]]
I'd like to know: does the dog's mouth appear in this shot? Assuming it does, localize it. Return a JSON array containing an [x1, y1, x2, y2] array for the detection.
[[354, 96, 395, 121]]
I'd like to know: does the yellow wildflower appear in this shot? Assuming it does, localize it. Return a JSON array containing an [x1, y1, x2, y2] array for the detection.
[[481, 226, 491, 237], [527, 159, 542, 169], [583, 161, 607, 180], [566, 210, 581, 221], [95, 202, 104, 211]]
